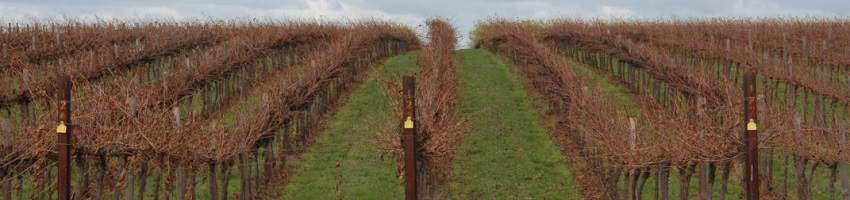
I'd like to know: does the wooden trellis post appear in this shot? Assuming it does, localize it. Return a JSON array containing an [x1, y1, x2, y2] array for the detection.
[[57, 78, 72, 200], [173, 107, 186, 200], [1, 113, 10, 199], [743, 70, 759, 200], [840, 120, 850, 200], [402, 75, 417, 200]]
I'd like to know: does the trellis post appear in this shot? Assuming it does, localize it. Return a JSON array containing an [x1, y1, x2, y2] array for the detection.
[[402, 75, 417, 200], [743, 70, 759, 200], [57, 78, 72, 200]]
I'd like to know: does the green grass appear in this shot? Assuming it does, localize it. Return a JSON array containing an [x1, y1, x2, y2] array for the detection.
[[567, 60, 641, 117], [440, 49, 580, 199], [280, 52, 420, 199], [767, 152, 847, 199]]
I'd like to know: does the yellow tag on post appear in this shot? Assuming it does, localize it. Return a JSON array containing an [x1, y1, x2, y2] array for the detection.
[[403, 116, 414, 129], [57, 121, 68, 133], [746, 119, 757, 131]]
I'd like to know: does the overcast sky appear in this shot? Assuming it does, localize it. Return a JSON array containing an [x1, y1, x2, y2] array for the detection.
[[2, 0, 849, 47]]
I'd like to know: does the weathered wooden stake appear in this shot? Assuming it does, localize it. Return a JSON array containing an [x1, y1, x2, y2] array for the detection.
[[209, 163, 218, 200], [124, 158, 135, 200], [718, 162, 732, 200], [839, 120, 850, 200], [188, 168, 197, 199], [402, 75, 417, 200], [1, 117, 10, 200], [138, 161, 148, 200], [628, 117, 638, 200], [173, 107, 186, 200], [743, 70, 759, 200], [153, 159, 162, 200], [57, 77, 72, 200], [794, 116, 810, 200], [221, 162, 231, 200], [679, 165, 694, 200], [697, 96, 712, 200], [253, 150, 261, 195], [0, 168, 9, 200], [75, 156, 90, 198], [657, 162, 670, 200], [238, 154, 248, 200], [95, 156, 106, 199]]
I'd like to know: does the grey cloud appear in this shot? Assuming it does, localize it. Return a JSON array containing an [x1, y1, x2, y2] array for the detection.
[[1, 0, 848, 47]]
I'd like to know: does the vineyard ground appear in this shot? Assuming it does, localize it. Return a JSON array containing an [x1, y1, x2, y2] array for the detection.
[[438, 49, 580, 199], [767, 153, 838, 199], [279, 49, 581, 199], [280, 52, 419, 199]]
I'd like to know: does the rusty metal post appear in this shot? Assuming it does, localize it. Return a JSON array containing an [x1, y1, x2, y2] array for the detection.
[[743, 70, 759, 200], [402, 75, 417, 200], [57, 78, 72, 200]]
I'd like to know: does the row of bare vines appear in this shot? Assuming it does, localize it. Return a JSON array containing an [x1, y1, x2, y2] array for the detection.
[[1, 22, 233, 108], [474, 19, 816, 200], [390, 18, 462, 198], [475, 20, 627, 200], [581, 19, 850, 199], [0, 20, 420, 199]]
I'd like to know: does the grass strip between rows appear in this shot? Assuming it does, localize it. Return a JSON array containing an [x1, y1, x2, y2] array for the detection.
[[441, 49, 579, 199], [281, 52, 420, 199]]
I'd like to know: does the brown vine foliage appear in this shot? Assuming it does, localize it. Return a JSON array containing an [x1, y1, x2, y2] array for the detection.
[[473, 19, 819, 198], [556, 20, 850, 164], [414, 18, 464, 185], [0, 21, 421, 193], [1, 22, 232, 108]]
